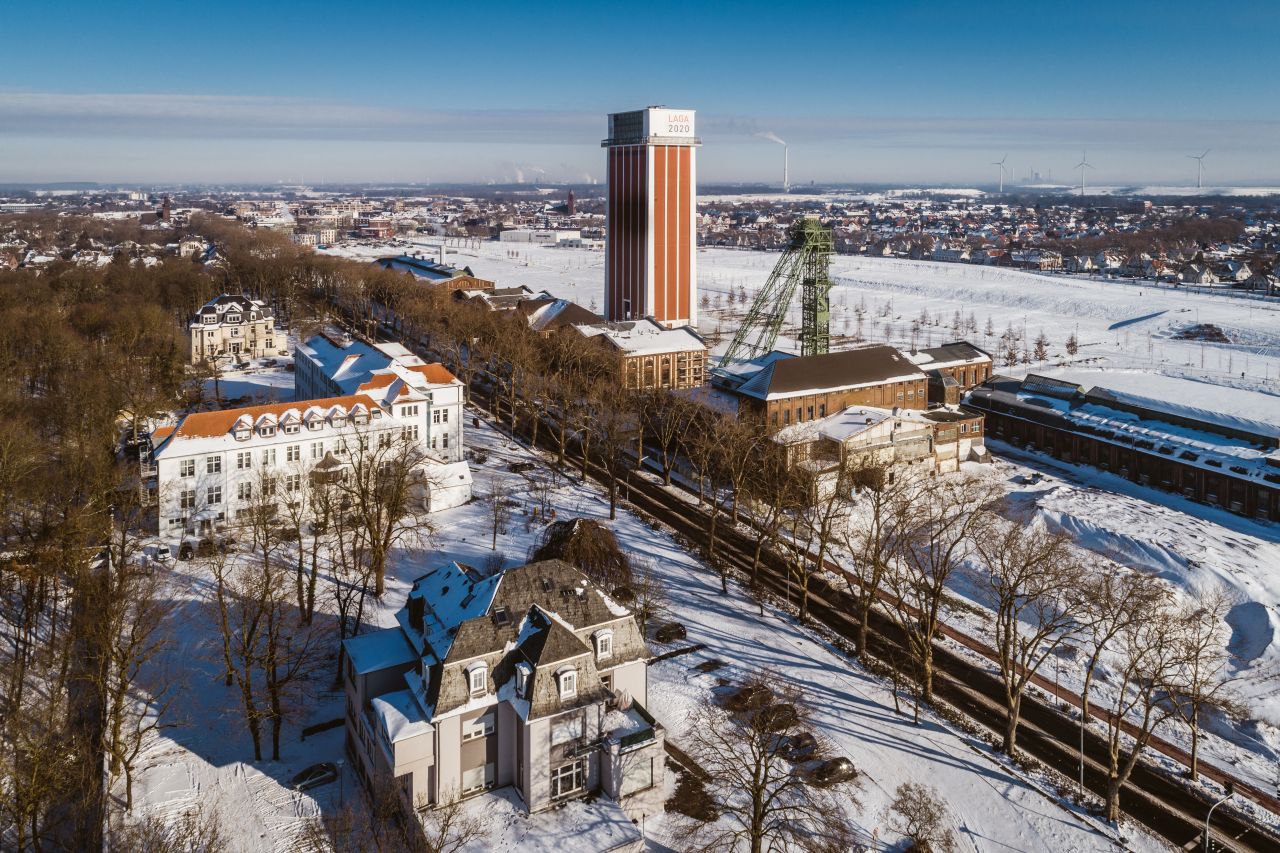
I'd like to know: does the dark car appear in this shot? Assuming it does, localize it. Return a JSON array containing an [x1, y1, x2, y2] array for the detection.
[[726, 683, 773, 712], [810, 757, 857, 786], [654, 621, 687, 643], [290, 762, 338, 791], [756, 703, 799, 732], [779, 731, 819, 761]]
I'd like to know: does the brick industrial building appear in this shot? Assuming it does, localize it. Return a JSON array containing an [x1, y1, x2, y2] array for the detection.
[[966, 374, 1280, 522]]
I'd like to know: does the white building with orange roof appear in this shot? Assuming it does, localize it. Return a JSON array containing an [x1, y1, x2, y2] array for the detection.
[[147, 331, 472, 538]]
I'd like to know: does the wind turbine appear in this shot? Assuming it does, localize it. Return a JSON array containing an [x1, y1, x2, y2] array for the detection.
[[1187, 149, 1210, 190], [991, 154, 1008, 193], [1074, 150, 1094, 197]]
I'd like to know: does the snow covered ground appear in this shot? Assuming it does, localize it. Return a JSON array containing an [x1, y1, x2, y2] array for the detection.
[[322, 238, 1280, 400], [124, 359, 1176, 851]]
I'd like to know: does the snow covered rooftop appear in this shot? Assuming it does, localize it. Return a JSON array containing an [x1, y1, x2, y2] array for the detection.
[[574, 317, 705, 356], [345, 627, 417, 676], [967, 376, 1280, 484], [371, 689, 432, 743]]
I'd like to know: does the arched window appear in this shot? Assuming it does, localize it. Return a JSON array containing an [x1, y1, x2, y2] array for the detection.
[[593, 630, 614, 661], [557, 667, 577, 700], [466, 662, 487, 698]]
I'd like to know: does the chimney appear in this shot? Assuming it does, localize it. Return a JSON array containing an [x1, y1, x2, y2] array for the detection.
[[408, 596, 425, 633]]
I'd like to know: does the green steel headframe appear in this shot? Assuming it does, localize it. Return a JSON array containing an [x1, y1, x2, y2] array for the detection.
[[719, 217, 834, 367]]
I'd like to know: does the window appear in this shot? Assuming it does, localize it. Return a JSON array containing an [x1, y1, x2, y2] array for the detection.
[[261, 448, 276, 466], [600, 673, 613, 693], [207, 486, 222, 505], [550, 760, 586, 799], [180, 459, 195, 478], [259, 425, 275, 437], [286, 444, 300, 462], [227, 314, 241, 324], [515, 662, 531, 697], [401, 405, 419, 418], [441, 409, 449, 423], [310, 441, 323, 459], [236, 451, 252, 470], [180, 489, 196, 510], [430, 435, 437, 449], [432, 410, 441, 424], [237, 482, 252, 501], [283, 422, 299, 435], [558, 668, 577, 700], [285, 473, 301, 493], [206, 455, 222, 474], [467, 664, 487, 698], [594, 630, 613, 661], [620, 757, 654, 796], [461, 712, 495, 741], [462, 763, 494, 794], [961, 423, 969, 433], [442, 433, 449, 448], [403, 424, 419, 442], [230, 328, 241, 337], [551, 715, 583, 745]]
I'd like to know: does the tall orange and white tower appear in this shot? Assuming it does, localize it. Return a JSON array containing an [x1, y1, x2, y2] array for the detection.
[[602, 107, 700, 328]]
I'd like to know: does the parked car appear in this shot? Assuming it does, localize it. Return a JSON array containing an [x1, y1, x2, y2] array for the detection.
[[756, 703, 799, 732], [654, 621, 686, 643], [810, 757, 857, 786], [290, 762, 338, 791], [726, 683, 773, 712], [778, 731, 818, 761]]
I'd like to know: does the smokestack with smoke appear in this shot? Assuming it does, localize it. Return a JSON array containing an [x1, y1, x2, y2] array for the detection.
[[757, 132, 789, 193]]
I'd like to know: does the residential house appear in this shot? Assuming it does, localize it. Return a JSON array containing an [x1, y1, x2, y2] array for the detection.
[[188, 294, 279, 364], [342, 559, 665, 827], [293, 329, 469, 472]]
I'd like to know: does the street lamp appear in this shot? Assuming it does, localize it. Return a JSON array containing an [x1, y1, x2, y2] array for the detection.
[[336, 758, 346, 810], [1203, 780, 1233, 853]]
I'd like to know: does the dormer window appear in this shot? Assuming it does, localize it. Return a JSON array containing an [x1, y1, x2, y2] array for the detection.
[[226, 314, 241, 324], [259, 425, 275, 438], [467, 663, 488, 698], [353, 410, 369, 425], [593, 630, 613, 661], [283, 422, 299, 435], [515, 662, 531, 697], [233, 426, 251, 441], [558, 668, 577, 701]]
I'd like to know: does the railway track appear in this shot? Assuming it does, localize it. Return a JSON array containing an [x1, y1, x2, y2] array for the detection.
[[457, 382, 1278, 853]]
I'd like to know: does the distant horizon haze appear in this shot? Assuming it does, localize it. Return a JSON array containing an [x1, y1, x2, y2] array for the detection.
[[3, 1, 1278, 185]]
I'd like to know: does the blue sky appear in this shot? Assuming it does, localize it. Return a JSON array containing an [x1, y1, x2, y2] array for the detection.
[[3, 1, 1278, 185]]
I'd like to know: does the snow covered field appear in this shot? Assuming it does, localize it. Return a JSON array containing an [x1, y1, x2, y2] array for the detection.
[[324, 238, 1280, 402]]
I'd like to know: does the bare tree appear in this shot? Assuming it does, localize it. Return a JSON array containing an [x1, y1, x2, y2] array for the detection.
[[1099, 591, 1184, 822], [973, 517, 1082, 756], [887, 782, 956, 853], [485, 474, 511, 550], [1167, 590, 1241, 781], [1070, 566, 1167, 792], [680, 673, 861, 853], [837, 459, 911, 659], [337, 426, 433, 597], [883, 475, 1000, 703]]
